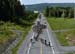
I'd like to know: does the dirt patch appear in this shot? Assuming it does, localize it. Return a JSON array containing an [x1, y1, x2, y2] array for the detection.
[[65, 33, 75, 46]]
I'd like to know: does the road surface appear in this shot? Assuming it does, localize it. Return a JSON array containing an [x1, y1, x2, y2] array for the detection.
[[17, 13, 63, 54], [17, 13, 75, 54]]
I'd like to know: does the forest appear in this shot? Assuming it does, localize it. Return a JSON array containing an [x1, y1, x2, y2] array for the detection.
[[0, 0, 38, 25], [0, 0, 38, 54], [45, 6, 74, 18]]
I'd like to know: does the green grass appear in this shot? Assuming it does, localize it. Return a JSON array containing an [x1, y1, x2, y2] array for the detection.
[[56, 30, 75, 46], [55, 32, 68, 46], [47, 17, 75, 46], [0, 22, 17, 44], [0, 13, 37, 54], [0, 21, 25, 43], [47, 17, 75, 30], [0, 21, 31, 54]]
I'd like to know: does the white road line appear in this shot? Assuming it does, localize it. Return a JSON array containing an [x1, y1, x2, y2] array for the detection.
[[46, 29, 55, 54], [23, 29, 32, 54], [42, 15, 55, 54], [27, 17, 40, 54], [40, 42, 42, 54], [42, 14, 55, 54], [27, 32, 35, 54], [27, 42, 31, 54]]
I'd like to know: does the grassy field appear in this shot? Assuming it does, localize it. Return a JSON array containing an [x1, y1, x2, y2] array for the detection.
[[0, 21, 32, 54], [55, 30, 75, 46], [47, 17, 75, 46], [47, 17, 75, 30], [0, 21, 17, 45]]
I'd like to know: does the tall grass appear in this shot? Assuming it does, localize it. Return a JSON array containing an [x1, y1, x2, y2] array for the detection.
[[47, 17, 75, 30]]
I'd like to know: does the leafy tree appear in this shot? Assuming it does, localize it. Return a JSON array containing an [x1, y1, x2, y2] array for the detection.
[[44, 7, 74, 18], [45, 6, 49, 17]]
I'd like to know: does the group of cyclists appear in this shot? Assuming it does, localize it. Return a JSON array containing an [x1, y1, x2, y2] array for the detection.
[[30, 13, 51, 47], [40, 38, 51, 47]]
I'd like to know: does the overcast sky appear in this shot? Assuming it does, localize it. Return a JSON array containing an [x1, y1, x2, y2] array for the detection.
[[20, 0, 75, 5]]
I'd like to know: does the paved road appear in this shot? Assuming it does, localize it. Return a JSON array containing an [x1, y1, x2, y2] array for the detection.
[[17, 13, 63, 54], [40, 14, 63, 54], [29, 29, 53, 54], [61, 46, 75, 52], [17, 13, 75, 54], [17, 30, 34, 54], [17, 16, 41, 54]]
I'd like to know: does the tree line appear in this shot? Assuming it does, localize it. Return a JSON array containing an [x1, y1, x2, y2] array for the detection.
[[0, 0, 25, 20], [45, 6, 74, 18], [0, 0, 38, 53], [0, 0, 38, 26]]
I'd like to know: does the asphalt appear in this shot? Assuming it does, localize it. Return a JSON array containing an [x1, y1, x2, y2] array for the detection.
[[17, 16, 40, 54], [29, 29, 53, 54], [17, 13, 75, 54], [17, 13, 62, 54], [40, 15, 62, 54]]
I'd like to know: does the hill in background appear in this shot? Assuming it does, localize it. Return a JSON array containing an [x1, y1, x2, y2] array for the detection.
[[25, 3, 75, 11]]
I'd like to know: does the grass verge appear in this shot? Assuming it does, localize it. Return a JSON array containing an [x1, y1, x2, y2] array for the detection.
[[47, 17, 75, 46], [47, 17, 75, 30], [0, 21, 31, 54]]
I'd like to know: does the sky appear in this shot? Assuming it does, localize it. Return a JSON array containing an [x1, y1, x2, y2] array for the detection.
[[20, 0, 75, 5]]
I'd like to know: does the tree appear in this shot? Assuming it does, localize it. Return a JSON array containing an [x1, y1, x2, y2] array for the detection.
[[45, 6, 49, 17], [0, 0, 26, 21]]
